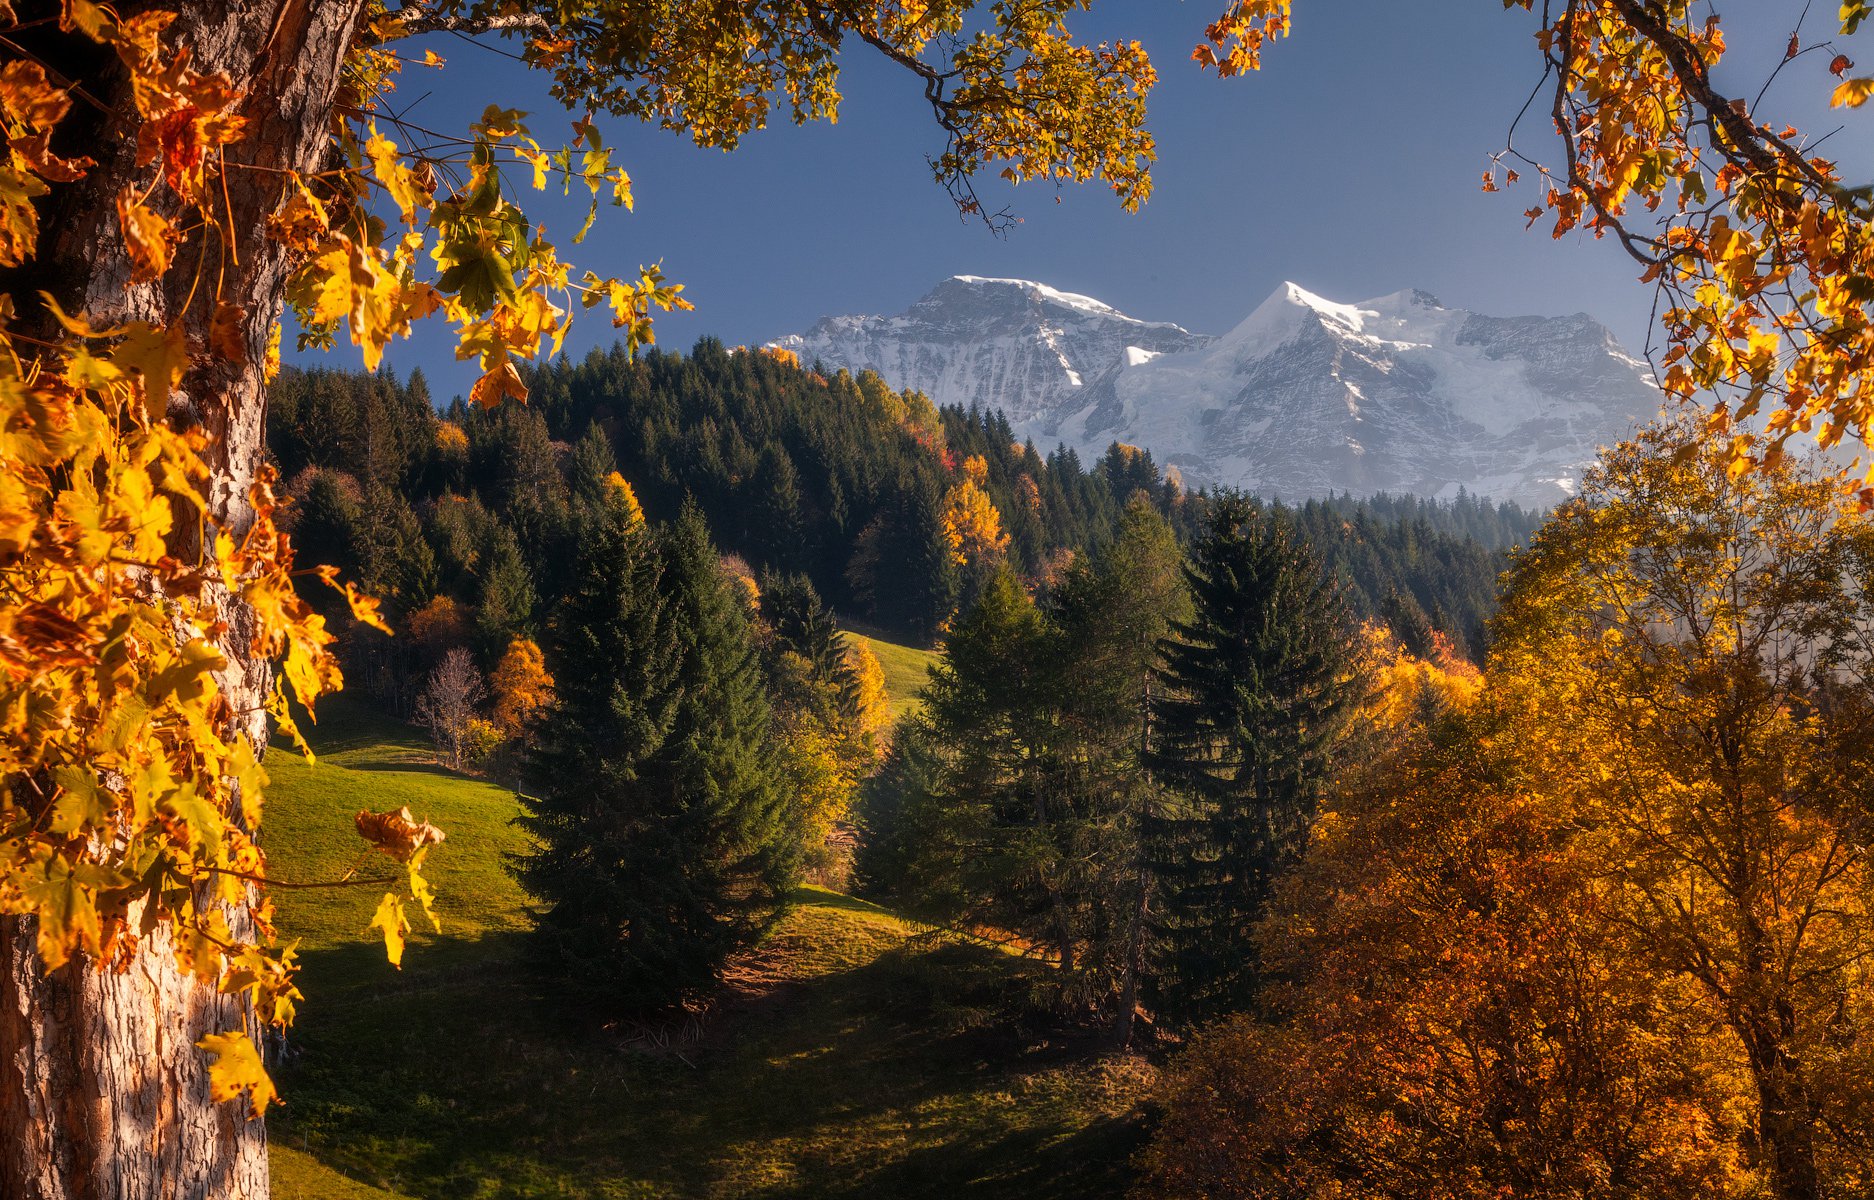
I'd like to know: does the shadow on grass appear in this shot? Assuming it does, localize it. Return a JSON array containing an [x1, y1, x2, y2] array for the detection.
[[280, 693, 428, 758], [277, 914, 1147, 1200], [290, 929, 532, 996], [787, 888, 899, 919], [758, 1109, 1151, 1200], [343, 758, 475, 779]]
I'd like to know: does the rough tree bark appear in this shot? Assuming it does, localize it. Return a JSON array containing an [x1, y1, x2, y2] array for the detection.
[[0, 2, 368, 1196]]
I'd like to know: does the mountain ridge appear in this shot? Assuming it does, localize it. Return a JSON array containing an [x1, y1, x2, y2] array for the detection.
[[772, 277, 1664, 508]]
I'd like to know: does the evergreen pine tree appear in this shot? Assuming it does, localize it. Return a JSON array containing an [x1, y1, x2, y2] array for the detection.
[[877, 512, 1188, 1026], [1051, 498, 1189, 1040], [748, 443, 808, 573], [473, 524, 537, 661], [853, 713, 948, 898], [512, 485, 675, 1009], [1145, 492, 1352, 1026], [290, 470, 361, 602], [653, 500, 800, 972], [907, 567, 1066, 957], [514, 491, 796, 1012], [759, 571, 847, 686], [567, 423, 617, 512]]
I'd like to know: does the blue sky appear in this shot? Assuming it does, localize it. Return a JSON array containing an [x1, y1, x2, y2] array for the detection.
[[309, 2, 1874, 402]]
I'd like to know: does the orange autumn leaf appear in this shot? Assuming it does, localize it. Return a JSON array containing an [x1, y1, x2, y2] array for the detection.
[[117, 196, 178, 283], [355, 807, 446, 862], [10, 131, 92, 182], [469, 360, 528, 408]]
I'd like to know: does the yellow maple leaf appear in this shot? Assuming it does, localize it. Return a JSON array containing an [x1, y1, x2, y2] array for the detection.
[[196, 1031, 277, 1117], [1832, 77, 1874, 107], [368, 891, 410, 968], [365, 124, 427, 226]]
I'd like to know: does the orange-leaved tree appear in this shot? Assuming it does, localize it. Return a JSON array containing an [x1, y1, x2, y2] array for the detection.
[[1489, 415, 1874, 1199], [1140, 417, 1874, 1200], [1139, 696, 1752, 1200], [489, 636, 554, 740]]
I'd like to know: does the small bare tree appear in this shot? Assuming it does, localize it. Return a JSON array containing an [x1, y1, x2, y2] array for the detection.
[[415, 648, 486, 770]]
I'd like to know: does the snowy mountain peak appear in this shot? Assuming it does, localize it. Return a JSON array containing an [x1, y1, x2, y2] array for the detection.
[[1271, 280, 1371, 328], [936, 276, 1171, 327], [1221, 281, 1372, 353], [773, 280, 1665, 508], [772, 277, 1207, 423]]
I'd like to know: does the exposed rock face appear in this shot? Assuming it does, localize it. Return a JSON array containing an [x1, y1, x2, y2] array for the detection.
[[774, 277, 1664, 509]]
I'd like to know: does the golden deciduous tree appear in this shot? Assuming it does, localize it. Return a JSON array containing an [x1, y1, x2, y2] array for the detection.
[[434, 420, 469, 456], [772, 704, 858, 864], [407, 594, 470, 653], [1350, 621, 1482, 735], [1142, 419, 1874, 1200], [841, 639, 894, 750], [1140, 708, 1750, 1199], [1492, 415, 1874, 1199], [489, 637, 555, 740], [941, 459, 1012, 570]]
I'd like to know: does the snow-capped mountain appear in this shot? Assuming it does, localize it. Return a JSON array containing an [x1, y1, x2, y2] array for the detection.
[[772, 276, 1210, 427], [772, 277, 1665, 508]]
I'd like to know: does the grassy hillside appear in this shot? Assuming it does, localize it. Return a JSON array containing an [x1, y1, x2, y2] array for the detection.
[[845, 630, 937, 721], [274, 1145, 413, 1200], [263, 695, 1150, 1199]]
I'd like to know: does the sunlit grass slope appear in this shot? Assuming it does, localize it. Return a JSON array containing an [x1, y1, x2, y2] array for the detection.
[[272, 1144, 414, 1200], [263, 695, 1149, 1199], [845, 630, 937, 721]]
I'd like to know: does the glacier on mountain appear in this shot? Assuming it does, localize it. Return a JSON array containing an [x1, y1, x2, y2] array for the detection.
[[771, 276, 1665, 509]]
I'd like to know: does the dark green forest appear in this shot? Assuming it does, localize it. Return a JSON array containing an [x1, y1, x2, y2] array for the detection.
[[269, 340, 1542, 675]]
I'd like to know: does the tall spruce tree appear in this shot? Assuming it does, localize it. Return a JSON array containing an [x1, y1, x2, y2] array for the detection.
[[1145, 492, 1352, 1026], [656, 500, 800, 957], [875, 512, 1190, 1023], [1050, 499, 1190, 1040], [514, 490, 795, 1012], [473, 523, 538, 662], [910, 567, 1067, 962]]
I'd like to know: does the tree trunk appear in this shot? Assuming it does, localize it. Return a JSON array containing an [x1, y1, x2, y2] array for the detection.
[[0, 2, 367, 1196], [1741, 1004, 1823, 1200], [0, 920, 269, 1199], [1111, 860, 1149, 1048]]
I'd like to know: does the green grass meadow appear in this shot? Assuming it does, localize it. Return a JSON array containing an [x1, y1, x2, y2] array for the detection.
[[263, 635, 1149, 1199]]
